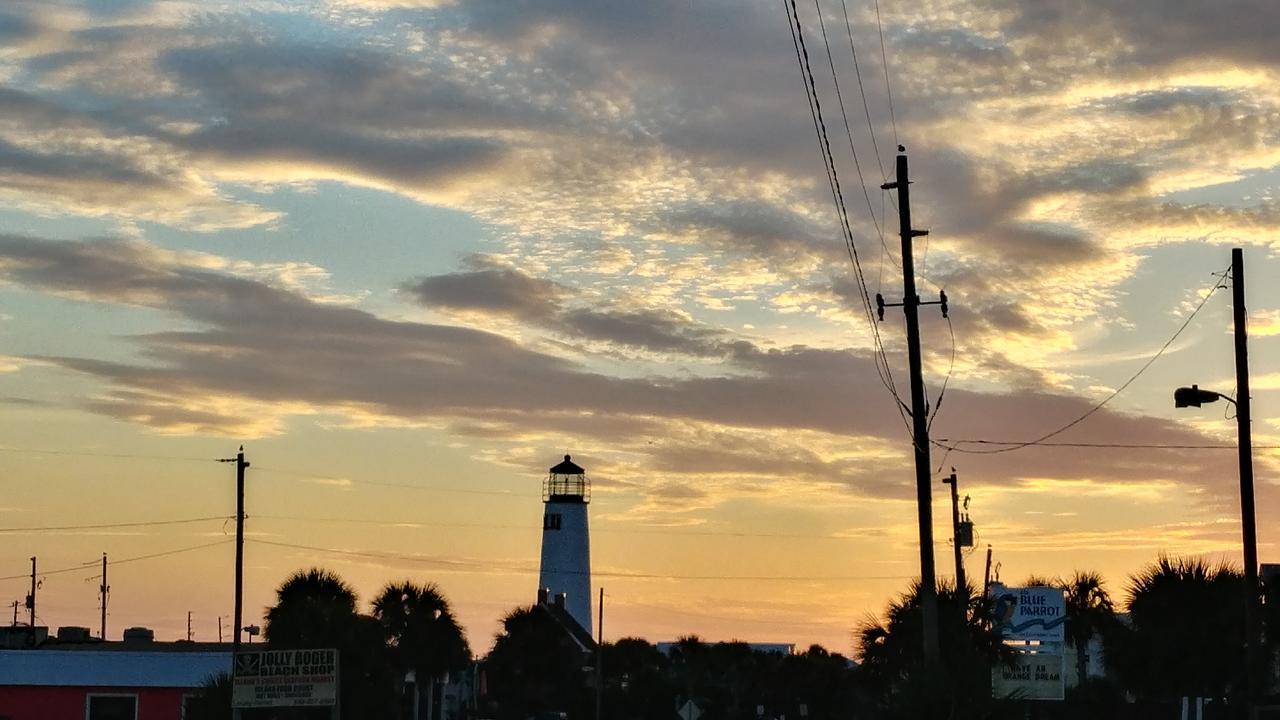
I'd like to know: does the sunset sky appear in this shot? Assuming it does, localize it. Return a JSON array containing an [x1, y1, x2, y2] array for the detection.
[[2, 0, 1280, 654]]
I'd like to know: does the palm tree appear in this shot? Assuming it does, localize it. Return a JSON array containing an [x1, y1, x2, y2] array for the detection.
[[856, 579, 1010, 719], [373, 581, 471, 719], [264, 568, 359, 647], [1061, 571, 1114, 689], [1111, 556, 1247, 706], [263, 568, 395, 720]]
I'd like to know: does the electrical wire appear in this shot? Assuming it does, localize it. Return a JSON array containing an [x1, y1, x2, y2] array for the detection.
[[873, 0, 898, 146], [252, 513, 873, 541], [811, 0, 892, 264], [0, 515, 232, 534], [927, 314, 956, 432], [251, 538, 911, 583], [0, 539, 232, 582], [0, 446, 216, 463], [932, 440, 1280, 450], [933, 270, 1229, 455], [782, 0, 912, 434], [252, 466, 534, 499], [838, 0, 887, 181]]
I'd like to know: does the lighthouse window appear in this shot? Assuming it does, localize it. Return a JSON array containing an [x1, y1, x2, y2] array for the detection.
[[544, 513, 561, 530]]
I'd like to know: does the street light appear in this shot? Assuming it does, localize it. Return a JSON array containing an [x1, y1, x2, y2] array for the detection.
[[1173, 384, 1232, 409]]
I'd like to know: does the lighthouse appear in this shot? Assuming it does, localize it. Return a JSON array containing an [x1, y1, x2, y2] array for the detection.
[[537, 454, 592, 633]]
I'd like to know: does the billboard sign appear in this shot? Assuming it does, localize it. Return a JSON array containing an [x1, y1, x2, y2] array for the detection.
[[992, 586, 1065, 642], [232, 648, 338, 708], [992, 652, 1065, 701]]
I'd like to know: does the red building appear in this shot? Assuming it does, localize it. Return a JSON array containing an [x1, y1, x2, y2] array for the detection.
[[0, 638, 230, 720]]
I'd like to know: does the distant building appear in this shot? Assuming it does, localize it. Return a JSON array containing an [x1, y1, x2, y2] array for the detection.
[[537, 454, 593, 635], [655, 641, 796, 656], [0, 628, 229, 720]]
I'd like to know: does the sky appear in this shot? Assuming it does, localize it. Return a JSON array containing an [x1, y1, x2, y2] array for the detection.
[[2, 0, 1280, 655]]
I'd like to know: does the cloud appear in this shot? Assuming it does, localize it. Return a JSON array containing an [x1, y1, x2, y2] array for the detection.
[[1251, 310, 1280, 337], [402, 262, 565, 321], [1, 236, 1254, 509], [405, 259, 734, 357], [0, 87, 278, 229]]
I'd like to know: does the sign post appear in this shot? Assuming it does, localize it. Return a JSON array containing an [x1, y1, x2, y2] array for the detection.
[[990, 586, 1067, 703], [233, 648, 339, 718]]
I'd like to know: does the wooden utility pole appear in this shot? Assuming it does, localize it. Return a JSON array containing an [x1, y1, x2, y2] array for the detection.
[[219, 446, 250, 654], [99, 553, 109, 640], [27, 557, 35, 632], [879, 147, 943, 664], [982, 546, 993, 599], [942, 472, 966, 597], [1230, 248, 1264, 711]]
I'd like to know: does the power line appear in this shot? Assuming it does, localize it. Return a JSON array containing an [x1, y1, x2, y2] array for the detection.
[[0, 446, 216, 463], [782, 0, 911, 433], [0, 515, 232, 534], [252, 466, 535, 499], [252, 513, 874, 541], [620, 597, 863, 628], [935, 439, 1280, 451], [811, 0, 891, 262], [873, 0, 898, 146], [927, 314, 956, 432], [838, 0, 887, 180], [251, 538, 911, 583], [0, 540, 232, 582], [933, 270, 1229, 455]]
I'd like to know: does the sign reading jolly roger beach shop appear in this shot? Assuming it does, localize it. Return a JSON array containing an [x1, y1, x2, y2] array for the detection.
[[232, 648, 338, 709], [992, 586, 1065, 642]]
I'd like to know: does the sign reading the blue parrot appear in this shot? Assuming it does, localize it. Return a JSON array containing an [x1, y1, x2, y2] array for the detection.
[[992, 586, 1065, 642]]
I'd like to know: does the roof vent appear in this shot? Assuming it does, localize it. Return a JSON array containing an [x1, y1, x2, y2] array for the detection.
[[56, 626, 91, 642], [122, 627, 154, 643]]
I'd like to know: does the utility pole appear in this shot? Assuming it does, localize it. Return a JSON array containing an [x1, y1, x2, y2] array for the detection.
[[596, 587, 604, 720], [219, 446, 250, 654], [982, 546, 993, 599], [10, 600, 17, 626], [27, 557, 36, 632], [1230, 247, 1264, 711], [941, 471, 966, 597], [878, 147, 943, 664], [218, 616, 224, 643], [187, 611, 193, 642], [99, 553, 109, 640], [99, 550, 109, 635]]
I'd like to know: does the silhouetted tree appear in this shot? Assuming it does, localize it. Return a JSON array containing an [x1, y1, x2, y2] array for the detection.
[[372, 581, 470, 718], [263, 568, 395, 720], [483, 605, 592, 719], [1109, 557, 1247, 709], [1061, 571, 1115, 690], [182, 672, 232, 720], [601, 638, 675, 720], [856, 580, 1010, 719]]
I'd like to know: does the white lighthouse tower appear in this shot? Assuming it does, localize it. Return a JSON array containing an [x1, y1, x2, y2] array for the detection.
[[537, 454, 592, 633]]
